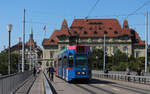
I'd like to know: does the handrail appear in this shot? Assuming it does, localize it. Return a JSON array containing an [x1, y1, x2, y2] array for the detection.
[[92, 71, 150, 85], [0, 71, 32, 94]]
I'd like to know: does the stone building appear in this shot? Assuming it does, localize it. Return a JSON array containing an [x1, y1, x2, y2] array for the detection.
[[42, 18, 145, 66], [2, 29, 42, 70]]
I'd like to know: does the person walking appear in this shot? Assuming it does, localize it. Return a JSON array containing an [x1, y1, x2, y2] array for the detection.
[[48, 65, 55, 81], [33, 67, 36, 77], [137, 68, 142, 76]]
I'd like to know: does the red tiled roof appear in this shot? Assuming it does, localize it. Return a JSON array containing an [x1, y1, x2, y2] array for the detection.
[[42, 19, 144, 46]]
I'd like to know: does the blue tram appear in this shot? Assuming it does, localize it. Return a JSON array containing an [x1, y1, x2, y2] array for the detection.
[[55, 45, 91, 82]]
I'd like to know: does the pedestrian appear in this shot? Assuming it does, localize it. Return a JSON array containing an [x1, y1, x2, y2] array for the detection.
[[48, 65, 55, 81], [33, 67, 36, 77], [126, 67, 130, 75], [126, 67, 130, 81], [137, 68, 142, 76]]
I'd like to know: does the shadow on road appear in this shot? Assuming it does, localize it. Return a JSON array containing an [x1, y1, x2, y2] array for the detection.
[[71, 78, 116, 85], [89, 78, 116, 84]]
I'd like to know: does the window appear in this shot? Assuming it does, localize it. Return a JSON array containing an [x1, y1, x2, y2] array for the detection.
[[63, 56, 67, 67], [123, 46, 128, 54], [125, 24, 128, 28], [113, 46, 118, 53], [114, 31, 118, 34], [99, 27, 102, 30], [84, 31, 88, 34], [89, 27, 92, 30], [104, 31, 108, 34], [51, 39, 54, 42], [75, 55, 87, 68], [50, 51, 54, 58], [109, 27, 112, 30], [68, 53, 73, 67], [136, 52, 139, 57], [94, 31, 97, 34], [74, 31, 77, 34]]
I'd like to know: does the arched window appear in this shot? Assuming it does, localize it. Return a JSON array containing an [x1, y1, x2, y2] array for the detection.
[[113, 46, 119, 53], [123, 46, 128, 54]]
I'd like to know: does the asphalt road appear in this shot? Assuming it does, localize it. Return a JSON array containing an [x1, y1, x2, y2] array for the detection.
[[49, 75, 150, 94]]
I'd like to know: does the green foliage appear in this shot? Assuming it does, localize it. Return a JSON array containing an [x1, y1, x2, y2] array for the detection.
[[0, 52, 19, 75], [89, 48, 146, 72], [89, 49, 104, 70]]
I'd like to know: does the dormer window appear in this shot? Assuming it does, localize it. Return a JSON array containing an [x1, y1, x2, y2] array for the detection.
[[51, 39, 54, 42], [89, 27, 92, 30], [99, 27, 102, 30], [125, 24, 128, 28], [104, 31, 108, 34], [114, 31, 118, 34], [94, 31, 97, 34], [109, 27, 112, 30], [74, 31, 77, 34], [84, 31, 88, 35]]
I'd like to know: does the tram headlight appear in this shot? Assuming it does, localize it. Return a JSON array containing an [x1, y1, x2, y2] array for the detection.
[[76, 72, 80, 75], [82, 72, 86, 75]]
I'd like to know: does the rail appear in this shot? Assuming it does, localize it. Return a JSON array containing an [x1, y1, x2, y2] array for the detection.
[[92, 71, 150, 85], [0, 71, 32, 94]]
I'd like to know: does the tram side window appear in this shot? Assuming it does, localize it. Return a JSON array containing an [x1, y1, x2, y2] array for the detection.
[[58, 58, 62, 67], [64, 56, 67, 67], [68, 54, 73, 67], [68, 59, 73, 67]]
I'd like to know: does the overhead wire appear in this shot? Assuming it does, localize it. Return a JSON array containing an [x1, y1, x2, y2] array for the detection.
[[127, 0, 150, 18], [86, 0, 101, 19]]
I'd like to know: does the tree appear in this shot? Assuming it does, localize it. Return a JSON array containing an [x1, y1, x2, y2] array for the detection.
[[0, 52, 19, 75]]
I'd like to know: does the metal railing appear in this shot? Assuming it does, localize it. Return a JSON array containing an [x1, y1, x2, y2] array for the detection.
[[92, 70, 150, 85], [93, 70, 150, 76], [0, 71, 32, 94]]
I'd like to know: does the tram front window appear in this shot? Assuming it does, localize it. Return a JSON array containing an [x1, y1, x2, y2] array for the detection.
[[75, 55, 87, 68], [75, 60, 87, 68]]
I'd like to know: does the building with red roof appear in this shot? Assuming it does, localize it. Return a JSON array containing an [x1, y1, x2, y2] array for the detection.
[[1, 29, 42, 70], [42, 18, 145, 64]]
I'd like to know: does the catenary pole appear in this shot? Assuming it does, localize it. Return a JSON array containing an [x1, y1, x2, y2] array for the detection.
[[145, 10, 148, 73], [22, 9, 25, 72], [104, 34, 106, 72]]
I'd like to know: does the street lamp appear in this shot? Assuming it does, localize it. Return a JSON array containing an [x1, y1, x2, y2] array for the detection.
[[7, 24, 13, 75], [103, 34, 106, 72]]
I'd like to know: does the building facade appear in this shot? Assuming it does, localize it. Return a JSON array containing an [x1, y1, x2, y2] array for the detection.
[[2, 29, 42, 70], [42, 19, 145, 67]]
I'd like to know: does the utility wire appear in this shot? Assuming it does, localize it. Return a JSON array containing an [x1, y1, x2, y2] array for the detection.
[[127, 0, 150, 18], [86, 0, 101, 19]]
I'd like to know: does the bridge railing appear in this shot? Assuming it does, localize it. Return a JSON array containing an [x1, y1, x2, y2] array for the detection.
[[93, 70, 150, 76], [92, 70, 150, 85], [0, 71, 32, 94]]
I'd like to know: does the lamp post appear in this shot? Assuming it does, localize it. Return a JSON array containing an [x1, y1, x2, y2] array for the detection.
[[103, 34, 106, 72], [7, 24, 13, 75]]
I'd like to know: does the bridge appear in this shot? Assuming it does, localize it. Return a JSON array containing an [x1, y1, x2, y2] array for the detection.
[[0, 70, 150, 94]]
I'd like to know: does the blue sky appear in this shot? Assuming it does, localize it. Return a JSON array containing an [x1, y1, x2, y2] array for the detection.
[[0, 0, 150, 51]]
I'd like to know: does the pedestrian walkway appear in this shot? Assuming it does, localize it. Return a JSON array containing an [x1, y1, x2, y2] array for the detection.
[[29, 74, 45, 94], [45, 73, 77, 94]]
